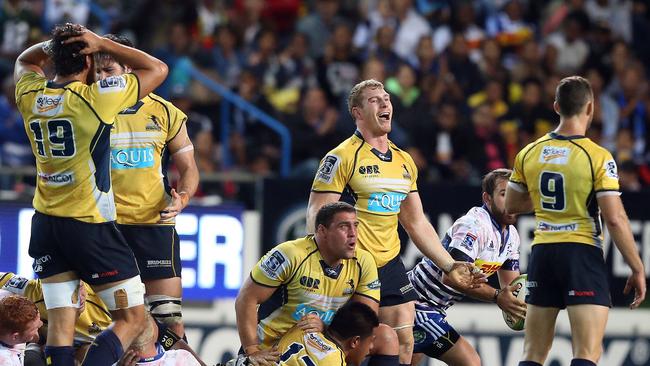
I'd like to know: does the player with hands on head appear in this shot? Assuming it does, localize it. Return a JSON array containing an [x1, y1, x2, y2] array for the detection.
[[307, 79, 484, 366], [14, 23, 167, 366], [505, 76, 646, 366], [408, 168, 525, 366], [95, 33, 199, 340]]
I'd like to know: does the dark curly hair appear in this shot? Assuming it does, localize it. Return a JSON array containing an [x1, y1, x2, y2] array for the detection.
[[51, 23, 88, 77], [96, 34, 134, 69]]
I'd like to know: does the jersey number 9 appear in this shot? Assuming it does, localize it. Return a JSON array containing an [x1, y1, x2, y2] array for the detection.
[[540, 171, 565, 211]]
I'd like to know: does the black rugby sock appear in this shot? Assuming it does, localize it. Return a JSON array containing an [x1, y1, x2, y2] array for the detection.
[[44, 346, 75, 366], [367, 354, 399, 366], [518, 362, 542, 366], [571, 359, 596, 366], [81, 329, 124, 366]]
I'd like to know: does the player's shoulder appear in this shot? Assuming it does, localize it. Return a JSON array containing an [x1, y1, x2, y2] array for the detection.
[[274, 236, 319, 261], [354, 247, 376, 265], [571, 137, 612, 160], [15, 72, 46, 92], [303, 332, 343, 361], [455, 207, 489, 231], [517, 134, 555, 159], [326, 134, 364, 159]]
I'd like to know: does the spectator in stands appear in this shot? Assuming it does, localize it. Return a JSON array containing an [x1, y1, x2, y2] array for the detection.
[[466, 103, 508, 175], [385, 63, 420, 111], [410, 35, 439, 79], [210, 24, 246, 90], [391, 0, 432, 60], [296, 0, 343, 58], [285, 87, 342, 176], [316, 22, 361, 105], [445, 33, 483, 97], [432, 1, 486, 61], [586, 67, 620, 151], [364, 25, 402, 75], [477, 39, 509, 85], [502, 78, 555, 144], [614, 62, 648, 160], [0, 75, 33, 190], [361, 57, 387, 83], [265, 32, 317, 114], [619, 160, 643, 192], [245, 28, 278, 81], [353, 0, 397, 52], [485, 0, 534, 50], [546, 10, 590, 75]]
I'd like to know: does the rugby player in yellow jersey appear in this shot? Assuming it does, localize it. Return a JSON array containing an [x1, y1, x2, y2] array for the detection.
[[14, 23, 167, 366], [275, 302, 379, 366], [235, 202, 399, 366], [94, 34, 199, 339], [306, 79, 480, 366], [505, 76, 646, 366]]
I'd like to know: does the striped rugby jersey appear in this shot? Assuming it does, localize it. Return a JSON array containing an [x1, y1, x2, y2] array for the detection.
[[408, 206, 520, 312]]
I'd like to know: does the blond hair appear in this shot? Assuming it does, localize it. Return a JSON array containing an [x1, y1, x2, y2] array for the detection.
[[347, 79, 384, 117]]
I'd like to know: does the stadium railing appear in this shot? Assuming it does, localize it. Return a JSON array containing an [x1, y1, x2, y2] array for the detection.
[[186, 65, 292, 177]]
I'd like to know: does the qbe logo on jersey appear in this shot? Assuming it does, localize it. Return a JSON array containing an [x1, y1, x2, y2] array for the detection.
[[367, 192, 407, 213]]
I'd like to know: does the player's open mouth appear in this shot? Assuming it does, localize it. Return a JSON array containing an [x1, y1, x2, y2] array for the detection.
[[378, 112, 390, 121]]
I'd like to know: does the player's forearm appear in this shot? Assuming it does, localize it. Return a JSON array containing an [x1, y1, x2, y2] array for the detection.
[[449, 278, 497, 302], [234, 296, 261, 353], [99, 37, 165, 74], [176, 163, 199, 205], [405, 219, 454, 273], [14, 41, 49, 81], [607, 218, 645, 274]]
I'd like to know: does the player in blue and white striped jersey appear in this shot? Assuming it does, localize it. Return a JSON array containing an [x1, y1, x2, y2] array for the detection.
[[407, 169, 528, 366]]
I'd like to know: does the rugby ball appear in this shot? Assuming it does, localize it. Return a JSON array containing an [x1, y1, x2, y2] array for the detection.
[[502, 274, 527, 331]]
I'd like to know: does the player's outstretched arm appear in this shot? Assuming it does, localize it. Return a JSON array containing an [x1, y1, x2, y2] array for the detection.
[[234, 277, 280, 364], [64, 27, 167, 99], [306, 192, 341, 234], [598, 194, 646, 309], [505, 184, 533, 215], [14, 41, 50, 83]]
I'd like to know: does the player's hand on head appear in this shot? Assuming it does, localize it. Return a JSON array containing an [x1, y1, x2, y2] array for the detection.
[[297, 313, 325, 333], [247, 346, 280, 366], [159, 188, 188, 222], [623, 270, 646, 309], [496, 284, 527, 321], [63, 27, 105, 55]]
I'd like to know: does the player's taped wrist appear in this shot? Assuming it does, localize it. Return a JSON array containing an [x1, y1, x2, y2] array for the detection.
[[441, 260, 454, 274], [243, 344, 260, 355]]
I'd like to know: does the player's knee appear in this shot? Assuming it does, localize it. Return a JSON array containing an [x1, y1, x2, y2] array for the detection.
[[96, 276, 145, 312], [41, 280, 82, 309], [523, 338, 552, 362], [372, 324, 400, 356], [394, 325, 414, 355], [146, 294, 183, 328]]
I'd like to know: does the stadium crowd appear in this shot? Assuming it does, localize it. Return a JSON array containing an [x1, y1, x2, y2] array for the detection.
[[2, 0, 650, 191]]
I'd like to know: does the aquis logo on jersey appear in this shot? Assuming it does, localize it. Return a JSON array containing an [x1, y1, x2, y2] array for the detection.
[[110, 147, 155, 169], [367, 192, 407, 213]]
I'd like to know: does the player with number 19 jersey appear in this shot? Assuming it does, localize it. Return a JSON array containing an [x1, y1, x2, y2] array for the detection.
[[15, 72, 139, 223], [509, 132, 620, 247]]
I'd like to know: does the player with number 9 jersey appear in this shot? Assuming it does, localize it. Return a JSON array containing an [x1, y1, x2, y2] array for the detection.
[[16, 71, 139, 223], [509, 132, 619, 247]]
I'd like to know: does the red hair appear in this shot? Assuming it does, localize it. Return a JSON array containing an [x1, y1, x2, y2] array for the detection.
[[0, 295, 39, 334]]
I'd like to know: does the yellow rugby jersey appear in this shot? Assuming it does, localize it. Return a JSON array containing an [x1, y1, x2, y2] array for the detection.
[[510, 132, 620, 247], [276, 327, 345, 366], [0, 272, 111, 344], [15, 72, 140, 223], [111, 94, 187, 224], [311, 131, 418, 267], [251, 236, 380, 349]]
